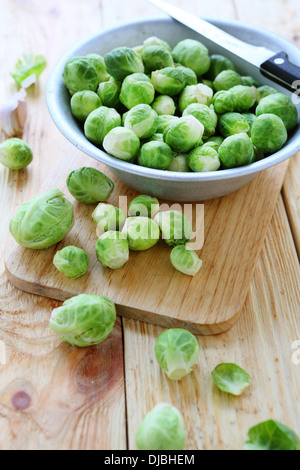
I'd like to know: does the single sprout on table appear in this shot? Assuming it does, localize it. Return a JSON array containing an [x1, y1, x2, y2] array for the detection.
[[172, 39, 210, 77], [155, 328, 200, 379], [256, 93, 298, 131], [163, 116, 204, 153], [212, 90, 237, 114], [11, 54, 46, 87], [179, 84, 213, 113], [122, 217, 160, 251], [219, 112, 250, 138], [86, 53, 110, 83], [0, 138, 33, 170], [70, 91, 102, 122], [50, 294, 116, 347], [219, 133, 254, 168], [175, 66, 197, 86], [151, 67, 186, 96], [257, 85, 277, 101], [143, 36, 172, 52], [156, 115, 179, 134], [96, 231, 129, 269], [211, 363, 251, 396], [154, 210, 193, 247], [104, 46, 144, 81], [206, 54, 236, 81], [188, 146, 220, 172], [129, 195, 160, 218], [167, 154, 190, 172], [53, 246, 89, 279], [84, 106, 121, 145], [63, 56, 99, 94], [66, 167, 114, 204], [170, 246, 202, 277], [10, 189, 74, 249], [103, 127, 140, 161], [92, 203, 127, 233], [213, 69, 242, 91], [120, 73, 155, 109], [229, 85, 258, 112], [97, 78, 121, 108], [152, 95, 176, 116], [124, 104, 158, 139], [183, 103, 217, 139], [138, 141, 173, 170], [244, 420, 300, 451], [251, 114, 287, 153], [141, 45, 174, 71]]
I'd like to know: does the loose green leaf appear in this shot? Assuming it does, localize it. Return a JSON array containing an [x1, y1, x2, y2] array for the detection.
[[211, 363, 250, 396], [244, 420, 300, 450], [11, 54, 47, 87]]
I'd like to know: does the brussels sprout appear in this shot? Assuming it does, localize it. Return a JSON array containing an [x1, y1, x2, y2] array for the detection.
[[152, 96, 176, 116], [229, 85, 258, 112], [92, 203, 127, 232], [163, 116, 204, 153], [63, 56, 99, 94], [133, 45, 144, 56], [104, 47, 144, 81], [219, 112, 250, 137], [136, 403, 186, 450], [241, 76, 260, 87], [212, 90, 237, 114], [172, 39, 210, 77], [155, 328, 199, 380], [256, 93, 298, 131], [154, 210, 192, 247], [202, 79, 214, 89], [53, 246, 89, 279], [183, 104, 217, 138], [213, 70, 242, 92], [212, 363, 251, 396], [151, 67, 185, 96], [147, 133, 164, 143], [156, 115, 179, 134], [188, 146, 220, 172], [138, 141, 173, 170], [141, 45, 174, 71], [10, 189, 74, 249], [11, 54, 46, 87], [50, 294, 116, 347], [205, 136, 224, 148], [70, 91, 102, 122], [124, 104, 158, 139], [175, 66, 197, 86], [179, 84, 213, 113], [129, 195, 160, 218], [84, 106, 121, 145], [219, 133, 254, 168], [167, 154, 190, 172], [120, 73, 155, 109], [170, 246, 202, 277], [86, 53, 110, 83], [206, 54, 236, 81], [244, 420, 300, 451], [103, 127, 140, 162], [0, 138, 33, 170], [122, 217, 160, 251], [201, 141, 220, 153], [143, 36, 172, 52], [97, 78, 121, 108], [66, 167, 114, 204], [251, 114, 287, 153], [243, 113, 257, 135], [257, 85, 277, 101], [96, 231, 129, 269]]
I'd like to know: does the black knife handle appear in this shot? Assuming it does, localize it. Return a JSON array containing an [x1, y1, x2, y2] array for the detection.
[[261, 51, 300, 93]]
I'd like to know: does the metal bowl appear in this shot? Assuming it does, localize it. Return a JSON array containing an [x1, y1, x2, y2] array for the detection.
[[47, 17, 300, 201]]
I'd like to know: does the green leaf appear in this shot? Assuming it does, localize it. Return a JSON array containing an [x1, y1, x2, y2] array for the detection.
[[211, 363, 250, 396], [244, 420, 300, 450], [11, 54, 46, 87]]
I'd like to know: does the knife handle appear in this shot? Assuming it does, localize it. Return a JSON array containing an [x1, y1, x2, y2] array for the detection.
[[261, 51, 300, 92]]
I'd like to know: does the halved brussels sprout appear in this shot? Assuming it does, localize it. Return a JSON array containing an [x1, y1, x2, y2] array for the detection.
[[179, 84, 213, 113], [167, 154, 190, 172], [170, 246, 203, 277], [251, 114, 287, 153], [219, 133, 254, 168], [183, 103, 217, 138], [10, 189, 74, 249], [219, 112, 250, 137], [129, 195, 160, 218], [154, 210, 192, 247], [92, 203, 127, 233], [163, 116, 204, 153], [188, 146, 220, 172], [241, 76, 260, 87], [84, 106, 121, 145], [156, 115, 179, 134], [141, 45, 174, 71], [0, 138, 33, 170], [257, 85, 277, 101], [136, 403, 186, 451], [138, 141, 173, 170], [256, 93, 298, 131], [152, 95, 176, 116], [212, 90, 237, 114], [66, 167, 114, 204], [120, 73, 155, 109], [104, 47, 144, 81], [206, 54, 236, 81], [122, 217, 160, 251], [103, 127, 140, 161], [50, 294, 116, 347], [63, 56, 99, 94], [230, 85, 258, 112], [212, 363, 251, 396], [151, 67, 186, 96], [71, 91, 102, 122], [213, 70, 242, 92], [53, 246, 89, 279], [96, 231, 129, 269], [86, 53, 110, 83], [143, 36, 172, 52], [172, 39, 210, 76], [97, 78, 121, 109], [124, 104, 158, 139]]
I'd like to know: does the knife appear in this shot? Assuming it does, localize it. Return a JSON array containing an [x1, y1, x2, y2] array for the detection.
[[146, 0, 300, 93]]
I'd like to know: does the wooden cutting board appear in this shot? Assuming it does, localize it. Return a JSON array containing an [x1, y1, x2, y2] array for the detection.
[[5, 153, 288, 335]]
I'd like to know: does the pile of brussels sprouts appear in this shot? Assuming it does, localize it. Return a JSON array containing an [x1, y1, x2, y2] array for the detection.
[[63, 36, 298, 172]]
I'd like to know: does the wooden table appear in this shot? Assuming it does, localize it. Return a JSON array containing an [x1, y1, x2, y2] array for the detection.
[[0, 0, 299, 450]]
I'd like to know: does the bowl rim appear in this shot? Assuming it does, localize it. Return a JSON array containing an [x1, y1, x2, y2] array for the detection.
[[47, 16, 300, 182]]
